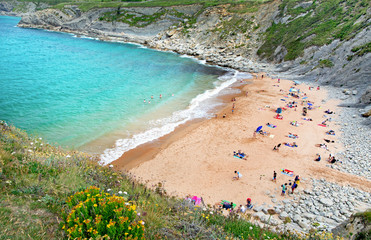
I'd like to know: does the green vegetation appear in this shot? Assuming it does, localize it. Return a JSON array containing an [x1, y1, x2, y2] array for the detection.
[[258, 0, 371, 61], [347, 42, 371, 60], [317, 59, 334, 68]]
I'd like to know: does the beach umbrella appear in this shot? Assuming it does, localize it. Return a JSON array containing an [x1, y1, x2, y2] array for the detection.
[[276, 108, 282, 114], [307, 102, 313, 106], [256, 126, 263, 132]]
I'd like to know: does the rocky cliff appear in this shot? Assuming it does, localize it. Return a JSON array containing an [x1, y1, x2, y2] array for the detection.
[[14, 0, 371, 104]]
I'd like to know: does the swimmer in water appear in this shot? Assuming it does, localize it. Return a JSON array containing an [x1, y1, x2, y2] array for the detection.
[[148, 100, 151, 104], [144, 99, 146, 103], [160, 94, 162, 99]]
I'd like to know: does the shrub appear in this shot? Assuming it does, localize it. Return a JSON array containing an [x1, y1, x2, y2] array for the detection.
[[62, 186, 144, 239]]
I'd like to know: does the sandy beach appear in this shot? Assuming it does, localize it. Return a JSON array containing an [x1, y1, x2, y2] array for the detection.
[[115, 74, 371, 209]]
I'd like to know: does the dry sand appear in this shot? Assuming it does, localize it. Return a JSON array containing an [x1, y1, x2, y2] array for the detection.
[[118, 74, 371, 207]]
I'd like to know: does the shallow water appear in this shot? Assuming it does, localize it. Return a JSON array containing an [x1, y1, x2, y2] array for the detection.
[[0, 15, 250, 164]]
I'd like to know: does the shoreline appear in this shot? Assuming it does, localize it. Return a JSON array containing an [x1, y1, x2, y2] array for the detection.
[[111, 80, 250, 171]]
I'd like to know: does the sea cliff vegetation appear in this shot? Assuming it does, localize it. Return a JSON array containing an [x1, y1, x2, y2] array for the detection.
[[1, 121, 360, 239]]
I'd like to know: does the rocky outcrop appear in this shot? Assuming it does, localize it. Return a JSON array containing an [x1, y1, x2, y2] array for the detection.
[[332, 211, 371, 240], [0, 0, 48, 17]]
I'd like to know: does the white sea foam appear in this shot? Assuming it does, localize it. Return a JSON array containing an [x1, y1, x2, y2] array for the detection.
[[99, 70, 247, 165]]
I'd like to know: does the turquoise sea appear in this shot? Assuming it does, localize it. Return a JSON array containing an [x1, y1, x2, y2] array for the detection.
[[0, 15, 250, 164]]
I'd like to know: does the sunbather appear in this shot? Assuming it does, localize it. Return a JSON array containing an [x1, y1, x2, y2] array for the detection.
[[326, 130, 335, 135]]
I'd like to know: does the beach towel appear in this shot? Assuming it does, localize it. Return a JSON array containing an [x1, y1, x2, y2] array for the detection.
[[281, 169, 294, 177], [267, 124, 277, 128], [280, 99, 286, 101], [221, 200, 237, 209], [274, 115, 283, 120], [318, 124, 327, 127], [234, 155, 246, 160], [269, 135, 275, 138]]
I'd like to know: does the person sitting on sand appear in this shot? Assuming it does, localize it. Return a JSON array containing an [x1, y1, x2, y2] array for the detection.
[[246, 198, 253, 209], [238, 204, 247, 213], [233, 171, 242, 180], [324, 139, 335, 143], [315, 154, 321, 161], [325, 109, 334, 114]]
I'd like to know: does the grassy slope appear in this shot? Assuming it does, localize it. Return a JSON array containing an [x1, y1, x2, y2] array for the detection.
[[1, 121, 303, 239], [257, 0, 371, 61]]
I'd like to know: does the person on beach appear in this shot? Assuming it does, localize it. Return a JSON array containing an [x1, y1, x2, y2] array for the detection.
[[223, 114, 226, 118], [246, 198, 253, 209], [246, 91, 248, 97], [151, 95, 154, 99], [291, 182, 298, 194], [233, 171, 242, 180], [281, 184, 287, 196], [238, 204, 247, 213], [160, 94, 162, 99], [273, 171, 277, 182], [315, 154, 321, 161], [278, 78, 280, 83]]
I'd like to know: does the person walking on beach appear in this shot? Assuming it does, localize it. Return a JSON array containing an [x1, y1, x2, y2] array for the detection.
[[233, 171, 242, 180], [273, 171, 277, 182]]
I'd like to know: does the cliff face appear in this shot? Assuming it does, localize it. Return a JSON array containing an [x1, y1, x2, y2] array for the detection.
[[15, 0, 371, 104], [0, 0, 49, 16]]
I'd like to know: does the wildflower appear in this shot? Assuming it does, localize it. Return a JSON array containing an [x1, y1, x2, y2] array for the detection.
[[107, 189, 112, 192], [124, 191, 127, 195], [210, 211, 213, 215], [109, 164, 113, 168], [30, 142, 33, 145], [125, 203, 130, 206], [66, 155, 71, 158], [118, 191, 123, 194], [249, 226, 253, 230], [137, 213, 140, 216], [203, 208, 207, 211], [39, 137, 42, 140], [5, 180, 11, 184]]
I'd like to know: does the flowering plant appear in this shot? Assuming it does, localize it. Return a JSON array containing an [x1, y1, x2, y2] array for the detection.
[[62, 186, 144, 239]]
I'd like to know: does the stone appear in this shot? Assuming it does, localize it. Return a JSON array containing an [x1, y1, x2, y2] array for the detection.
[[320, 198, 333, 207], [279, 211, 289, 220], [298, 221, 310, 230], [253, 206, 263, 212]]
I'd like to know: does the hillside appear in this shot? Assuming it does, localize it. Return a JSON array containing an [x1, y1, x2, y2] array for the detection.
[[2, 0, 370, 105]]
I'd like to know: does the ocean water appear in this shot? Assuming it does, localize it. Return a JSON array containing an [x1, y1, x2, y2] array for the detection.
[[0, 15, 251, 164]]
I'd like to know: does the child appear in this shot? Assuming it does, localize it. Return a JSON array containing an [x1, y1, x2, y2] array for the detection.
[[233, 171, 242, 180]]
